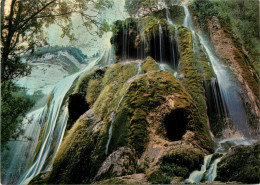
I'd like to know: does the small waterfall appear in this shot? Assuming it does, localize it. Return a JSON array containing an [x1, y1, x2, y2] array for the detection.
[[105, 62, 142, 154], [182, 5, 250, 138], [198, 35, 249, 137], [185, 155, 213, 183], [100, 43, 116, 66], [159, 24, 164, 63], [166, 8, 180, 71], [206, 157, 223, 182], [185, 137, 255, 183], [18, 58, 99, 185], [182, 5, 193, 29], [137, 23, 148, 60], [122, 24, 128, 61]]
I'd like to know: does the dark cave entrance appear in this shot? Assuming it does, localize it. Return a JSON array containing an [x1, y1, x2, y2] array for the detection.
[[67, 93, 89, 130], [164, 109, 188, 141]]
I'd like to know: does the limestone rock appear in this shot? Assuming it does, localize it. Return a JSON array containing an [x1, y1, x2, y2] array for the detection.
[[96, 147, 136, 178]]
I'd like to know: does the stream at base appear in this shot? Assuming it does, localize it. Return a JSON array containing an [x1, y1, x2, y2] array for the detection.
[[185, 138, 255, 183]]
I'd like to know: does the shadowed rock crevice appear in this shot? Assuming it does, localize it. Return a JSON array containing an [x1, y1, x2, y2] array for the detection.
[[164, 109, 188, 141], [67, 93, 89, 130]]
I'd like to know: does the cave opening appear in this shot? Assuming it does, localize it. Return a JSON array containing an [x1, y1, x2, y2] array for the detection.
[[67, 93, 89, 130], [164, 109, 188, 141]]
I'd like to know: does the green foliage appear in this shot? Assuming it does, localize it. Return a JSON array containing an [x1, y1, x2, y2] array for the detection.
[[216, 142, 260, 183], [178, 26, 214, 152], [1, 0, 112, 82], [168, 5, 185, 25], [190, 0, 260, 75], [125, 0, 160, 16], [141, 56, 159, 73], [1, 82, 36, 150], [148, 148, 204, 183]]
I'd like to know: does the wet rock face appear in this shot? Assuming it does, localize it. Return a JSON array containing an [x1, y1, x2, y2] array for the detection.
[[95, 147, 136, 179], [39, 58, 213, 184], [216, 142, 260, 183], [207, 16, 260, 132], [111, 15, 180, 69]]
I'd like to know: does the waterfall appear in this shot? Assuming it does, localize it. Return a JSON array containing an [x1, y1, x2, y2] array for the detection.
[[137, 23, 148, 60], [166, 8, 180, 71], [17, 58, 99, 185], [182, 5, 193, 29], [182, 5, 253, 184], [182, 5, 250, 138], [159, 24, 164, 63], [185, 136, 256, 183], [206, 157, 222, 181], [198, 35, 249, 136], [185, 155, 213, 183], [122, 24, 128, 61], [100, 42, 116, 66], [105, 62, 142, 154]]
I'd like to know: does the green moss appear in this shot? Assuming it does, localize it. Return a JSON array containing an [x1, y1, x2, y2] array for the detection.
[[178, 26, 214, 152], [141, 56, 159, 73], [147, 148, 204, 183], [102, 63, 137, 87], [168, 6, 185, 25], [147, 170, 173, 184], [86, 78, 102, 105], [47, 111, 109, 184], [216, 142, 260, 183]]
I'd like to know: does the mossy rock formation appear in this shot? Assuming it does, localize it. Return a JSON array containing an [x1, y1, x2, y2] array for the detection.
[[30, 57, 213, 184], [216, 142, 260, 183], [111, 8, 180, 69]]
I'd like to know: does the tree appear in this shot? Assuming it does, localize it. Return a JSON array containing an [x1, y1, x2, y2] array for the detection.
[[0, 0, 112, 150], [1, 0, 112, 82], [125, 0, 159, 17]]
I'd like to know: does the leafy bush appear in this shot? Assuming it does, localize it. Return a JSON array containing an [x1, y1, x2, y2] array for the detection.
[[190, 0, 259, 72], [1, 82, 36, 150]]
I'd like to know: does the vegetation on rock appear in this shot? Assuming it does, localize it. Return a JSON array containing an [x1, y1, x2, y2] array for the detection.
[[216, 142, 260, 183]]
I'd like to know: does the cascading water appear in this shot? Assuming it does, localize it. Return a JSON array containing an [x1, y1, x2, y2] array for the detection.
[[165, 8, 180, 71], [185, 155, 213, 183], [137, 23, 148, 60], [105, 62, 142, 154], [18, 58, 99, 185], [182, 5, 250, 137], [158, 24, 164, 64], [185, 138, 255, 183], [198, 35, 249, 136], [182, 5, 254, 183]]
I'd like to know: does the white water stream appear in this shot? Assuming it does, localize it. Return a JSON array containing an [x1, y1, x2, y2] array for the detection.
[[18, 58, 99, 185], [182, 5, 253, 183], [166, 8, 180, 71], [105, 62, 142, 154], [182, 5, 249, 138], [185, 155, 212, 183]]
